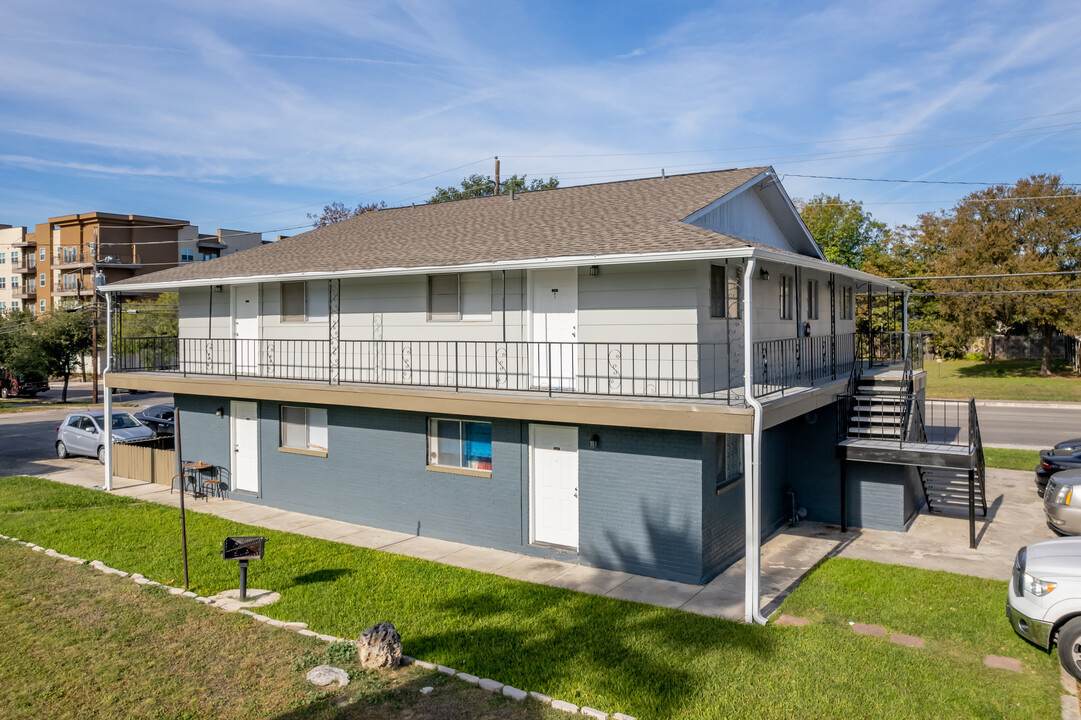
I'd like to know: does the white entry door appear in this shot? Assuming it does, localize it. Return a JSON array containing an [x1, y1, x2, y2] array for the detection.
[[234, 285, 259, 374], [531, 424, 579, 549], [231, 401, 259, 494], [530, 267, 578, 389]]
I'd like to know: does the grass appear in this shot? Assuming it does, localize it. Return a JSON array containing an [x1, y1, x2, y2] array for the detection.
[[0, 540, 564, 720], [0, 475, 1062, 719], [925, 358, 1081, 402], [983, 447, 1041, 472]]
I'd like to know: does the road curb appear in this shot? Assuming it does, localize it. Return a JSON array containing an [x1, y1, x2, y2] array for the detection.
[[975, 400, 1081, 410]]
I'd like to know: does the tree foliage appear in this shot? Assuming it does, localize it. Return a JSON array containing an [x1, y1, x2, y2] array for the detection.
[[429, 173, 559, 204], [118, 293, 179, 339], [306, 200, 387, 228], [918, 174, 1081, 373], [797, 194, 889, 269], [0, 308, 92, 402]]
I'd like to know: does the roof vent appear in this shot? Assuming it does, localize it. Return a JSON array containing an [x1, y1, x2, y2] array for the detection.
[[661, 168, 666, 180], [510, 188, 516, 201]]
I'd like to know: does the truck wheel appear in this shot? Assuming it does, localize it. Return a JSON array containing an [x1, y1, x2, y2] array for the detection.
[[1058, 617, 1081, 682], [56, 442, 69, 459], [97, 446, 106, 465]]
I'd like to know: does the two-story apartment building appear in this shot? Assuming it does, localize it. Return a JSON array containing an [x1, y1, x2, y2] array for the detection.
[[103, 167, 983, 622]]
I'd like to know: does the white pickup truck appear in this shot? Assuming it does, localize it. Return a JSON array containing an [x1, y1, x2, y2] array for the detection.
[[1008, 537, 1081, 680]]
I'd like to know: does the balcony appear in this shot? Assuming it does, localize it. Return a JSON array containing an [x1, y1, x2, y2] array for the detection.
[[53, 282, 92, 297], [55, 250, 93, 269], [13, 286, 36, 300], [13, 260, 37, 274], [111, 331, 924, 406], [99, 254, 142, 269]]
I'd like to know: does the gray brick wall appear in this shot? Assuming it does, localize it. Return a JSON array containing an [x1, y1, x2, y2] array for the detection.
[[701, 433, 745, 582], [578, 425, 705, 584]]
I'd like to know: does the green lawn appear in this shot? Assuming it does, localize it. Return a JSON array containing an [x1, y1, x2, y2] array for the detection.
[[984, 447, 1041, 471], [0, 540, 563, 720], [0, 475, 1061, 719], [925, 358, 1081, 402]]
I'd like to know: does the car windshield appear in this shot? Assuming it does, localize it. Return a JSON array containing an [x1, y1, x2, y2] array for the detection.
[[110, 414, 142, 429]]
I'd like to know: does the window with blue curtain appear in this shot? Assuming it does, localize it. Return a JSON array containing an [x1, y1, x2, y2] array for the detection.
[[428, 418, 492, 472]]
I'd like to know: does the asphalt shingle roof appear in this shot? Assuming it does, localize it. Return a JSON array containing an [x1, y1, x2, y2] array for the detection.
[[111, 166, 772, 288]]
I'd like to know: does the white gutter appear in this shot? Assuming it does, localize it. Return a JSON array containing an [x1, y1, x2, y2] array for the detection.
[[102, 246, 910, 294], [742, 258, 767, 625], [103, 291, 113, 492]]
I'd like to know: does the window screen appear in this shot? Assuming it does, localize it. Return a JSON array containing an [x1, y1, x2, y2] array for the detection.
[[280, 406, 328, 452], [428, 418, 492, 471], [428, 274, 460, 321], [281, 282, 306, 322], [779, 275, 793, 320], [716, 434, 744, 492], [806, 279, 819, 320]]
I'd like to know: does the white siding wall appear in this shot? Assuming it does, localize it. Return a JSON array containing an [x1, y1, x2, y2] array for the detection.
[[690, 189, 793, 252], [577, 262, 698, 343]]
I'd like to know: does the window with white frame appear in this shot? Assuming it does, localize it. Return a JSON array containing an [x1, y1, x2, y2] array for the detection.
[[10, 301, 17, 310], [39, 300, 45, 313], [0, 278, 5, 289], [805, 279, 819, 320], [279, 406, 328, 453], [427, 418, 492, 472], [779, 275, 794, 320], [0, 302, 5, 311], [181, 249, 194, 263], [716, 434, 744, 493], [281, 281, 306, 322], [10, 276, 18, 289], [0, 252, 5, 264], [39, 273, 46, 288], [39, 248, 45, 261], [841, 286, 854, 320]]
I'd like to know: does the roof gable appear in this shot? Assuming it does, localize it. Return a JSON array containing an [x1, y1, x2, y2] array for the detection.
[[683, 171, 824, 259]]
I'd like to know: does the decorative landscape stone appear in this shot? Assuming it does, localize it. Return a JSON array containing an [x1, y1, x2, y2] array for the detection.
[[612, 713, 637, 720], [529, 691, 552, 704], [550, 699, 579, 713], [356, 621, 403, 669], [413, 660, 436, 670], [478, 678, 504, 693], [502, 686, 527, 701], [457, 673, 480, 685], [581, 707, 608, 720], [850, 622, 886, 637], [306, 665, 350, 687], [437, 665, 456, 676], [420, 686, 434, 695], [984, 654, 1022, 673]]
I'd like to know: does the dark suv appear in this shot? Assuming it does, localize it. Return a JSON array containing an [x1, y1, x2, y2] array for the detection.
[[1036, 438, 1081, 496]]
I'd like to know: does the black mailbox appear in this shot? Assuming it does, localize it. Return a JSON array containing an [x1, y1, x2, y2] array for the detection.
[[221, 536, 266, 561]]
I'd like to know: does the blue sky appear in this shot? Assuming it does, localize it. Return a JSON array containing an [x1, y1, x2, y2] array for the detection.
[[1, 0, 1079, 237]]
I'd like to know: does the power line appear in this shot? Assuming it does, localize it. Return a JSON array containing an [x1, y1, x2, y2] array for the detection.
[[891, 271, 1081, 281], [782, 173, 1081, 188], [912, 289, 1081, 297]]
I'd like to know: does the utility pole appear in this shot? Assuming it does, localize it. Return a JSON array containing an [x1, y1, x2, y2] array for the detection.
[[91, 226, 99, 404], [494, 157, 500, 196]]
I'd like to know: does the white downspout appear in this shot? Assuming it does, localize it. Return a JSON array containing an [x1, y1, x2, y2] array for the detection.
[[103, 291, 113, 492], [743, 259, 767, 624]]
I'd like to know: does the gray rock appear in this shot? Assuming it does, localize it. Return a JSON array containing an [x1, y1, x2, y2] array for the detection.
[[436, 665, 456, 676], [414, 660, 436, 670], [132, 577, 151, 585], [478, 678, 503, 693], [316, 633, 338, 643], [503, 686, 527, 701], [266, 619, 286, 628], [581, 707, 608, 719], [168, 587, 186, 596], [283, 622, 308, 631], [251, 614, 270, 622], [420, 686, 434, 695], [457, 673, 480, 685], [529, 691, 552, 704], [31, 545, 44, 552], [297, 629, 318, 637], [551, 700, 579, 713], [612, 714, 637, 720], [356, 622, 402, 670], [306, 665, 350, 687], [181, 591, 197, 598]]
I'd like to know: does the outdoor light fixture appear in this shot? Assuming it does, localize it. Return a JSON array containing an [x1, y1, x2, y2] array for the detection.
[[213, 285, 223, 292], [589, 433, 600, 450], [215, 407, 224, 417], [589, 265, 600, 276], [759, 267, 770, 281]]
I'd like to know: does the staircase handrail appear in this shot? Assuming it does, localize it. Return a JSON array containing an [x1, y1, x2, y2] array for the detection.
[[897, 354, 915, 449], [969, 398, 988, 514]]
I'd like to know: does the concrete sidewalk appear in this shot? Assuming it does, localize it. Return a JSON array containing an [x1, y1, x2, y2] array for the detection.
[[23, 460, 1052, 619], [33, 461, 841, 620]]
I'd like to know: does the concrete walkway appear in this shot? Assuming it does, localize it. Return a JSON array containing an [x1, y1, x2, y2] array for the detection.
[[22, 459, 1052, 620]]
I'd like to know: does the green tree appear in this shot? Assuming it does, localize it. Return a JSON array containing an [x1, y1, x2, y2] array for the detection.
[[797, 194, 889, 269], [36, 309, 93, 403], [118, 293, 179, 339], [925, 174, 1081, 374], [429, 173, 559, 204], [0, 309, 48, 385], [306, 200, 386, 228]]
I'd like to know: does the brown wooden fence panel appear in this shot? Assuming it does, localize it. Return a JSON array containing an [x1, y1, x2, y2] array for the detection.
[[112, 442, 176, 485]]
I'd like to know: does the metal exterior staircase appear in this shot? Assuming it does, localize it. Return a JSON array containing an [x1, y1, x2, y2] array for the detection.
[[918, 467, 986, 515]]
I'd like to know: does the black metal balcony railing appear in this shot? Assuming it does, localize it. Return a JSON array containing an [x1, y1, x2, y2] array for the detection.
[[13, 260, 36, 273], [110, 331, 921, 403]]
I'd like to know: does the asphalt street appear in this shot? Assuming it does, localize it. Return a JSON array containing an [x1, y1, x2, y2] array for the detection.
[[974, 403, 1081, 450]]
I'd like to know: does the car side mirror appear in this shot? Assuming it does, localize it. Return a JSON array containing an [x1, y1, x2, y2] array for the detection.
[[88, 427, 98, 434]]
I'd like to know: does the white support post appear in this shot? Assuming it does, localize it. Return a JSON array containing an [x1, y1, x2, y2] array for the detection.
[[103, 291, 113, 492]]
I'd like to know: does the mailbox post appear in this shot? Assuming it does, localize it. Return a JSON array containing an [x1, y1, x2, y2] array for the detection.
[[220, 536, 266, 601]]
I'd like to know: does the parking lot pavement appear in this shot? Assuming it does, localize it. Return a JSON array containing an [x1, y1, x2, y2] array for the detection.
[[837, 467, 1056, 581]]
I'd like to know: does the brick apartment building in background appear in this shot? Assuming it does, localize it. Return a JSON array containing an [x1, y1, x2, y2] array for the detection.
[[0, 213, 265, 314]]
